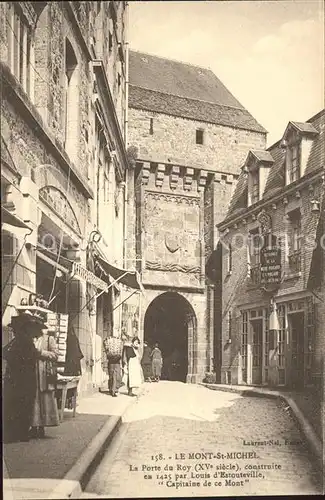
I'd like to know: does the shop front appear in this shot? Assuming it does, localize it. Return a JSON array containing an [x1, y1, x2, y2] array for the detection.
[[238, 294, 316, 389]]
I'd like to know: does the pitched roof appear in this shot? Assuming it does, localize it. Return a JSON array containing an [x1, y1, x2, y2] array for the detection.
[[221, 109, 325, 224], [290, 121, 319, 134], [247, 150, 275, 164], [129, 50, 244, 108], [129, 51, 267, 134], [280, 120, 319, 145], [129, 85, 266, 133]]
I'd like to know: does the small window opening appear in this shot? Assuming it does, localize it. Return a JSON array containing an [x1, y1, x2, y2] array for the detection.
[[149, 118, 154, 135], [196, 129, 204, 145], [109, 31, 113, 52]]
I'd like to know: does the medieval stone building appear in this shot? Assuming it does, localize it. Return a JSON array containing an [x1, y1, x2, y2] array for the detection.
[[0, 1, 136, 396], [127, 50, 267, 383], [217, 109, 325, 389]]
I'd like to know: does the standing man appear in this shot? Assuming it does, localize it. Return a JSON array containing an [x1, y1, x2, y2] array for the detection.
[[151, 343, 163, 382], [103, 336, 123, 397], [141, 341, 152, 382]]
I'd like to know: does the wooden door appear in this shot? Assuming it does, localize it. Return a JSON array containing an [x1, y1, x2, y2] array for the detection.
[[251, 319, 263, 385], [290, 312, 305, 389]]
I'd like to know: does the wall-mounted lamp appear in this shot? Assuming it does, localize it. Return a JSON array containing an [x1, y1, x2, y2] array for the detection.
[[311, 200, 320, 214], [89, 229, 102, 244], [55, 269, 64, 279], [269, 300, 280, 331]]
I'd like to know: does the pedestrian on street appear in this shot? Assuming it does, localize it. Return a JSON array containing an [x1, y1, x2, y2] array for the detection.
[[151, 342, 163, 382], [30, 329, 60, 438], [122, 336, 144, 396], [103, 336, 123, 397], [3, 312, 57, 443], [141, 341, 153, 382]]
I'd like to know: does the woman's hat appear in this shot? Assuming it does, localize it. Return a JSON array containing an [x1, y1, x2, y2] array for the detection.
[[10, 311, 48, 330]]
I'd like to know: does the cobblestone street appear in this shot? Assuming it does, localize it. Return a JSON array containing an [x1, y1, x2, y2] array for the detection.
[[85, 382, 322, 497]]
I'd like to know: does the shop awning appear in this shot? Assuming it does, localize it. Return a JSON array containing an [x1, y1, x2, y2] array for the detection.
[[94, 254, 144, 292], [1, 206, 31, 229]]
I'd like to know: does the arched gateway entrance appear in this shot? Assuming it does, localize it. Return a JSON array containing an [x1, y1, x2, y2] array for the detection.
[[144, 292, 196, 382]]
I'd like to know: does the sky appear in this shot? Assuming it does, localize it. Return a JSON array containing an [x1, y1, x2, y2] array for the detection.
[[128, 0, 324, 146]]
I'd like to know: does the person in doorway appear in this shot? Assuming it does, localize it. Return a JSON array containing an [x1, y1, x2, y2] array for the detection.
[[30, 328, 60, 438], [3, 313, 57, 443], [141, 342, 152, 382], [122, 336, 143, 396], [151, 343, 163, 382]]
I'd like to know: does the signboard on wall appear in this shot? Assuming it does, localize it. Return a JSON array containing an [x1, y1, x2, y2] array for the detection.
[[260, 245, 281, 285]]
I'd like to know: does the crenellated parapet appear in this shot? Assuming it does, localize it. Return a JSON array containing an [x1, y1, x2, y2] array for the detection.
[[170, 165, 180, 190], [136, 160, 216, 196], [184, 167, 195, 191], [155, 163, 166, 188], [197, 170, 208, 192], [141, 161, 151, 186]]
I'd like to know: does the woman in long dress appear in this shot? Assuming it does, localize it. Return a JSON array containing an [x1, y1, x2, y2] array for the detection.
[[3, 313, 57, 443], [30, 330, 60, 438], [122, 336, 144, 396]]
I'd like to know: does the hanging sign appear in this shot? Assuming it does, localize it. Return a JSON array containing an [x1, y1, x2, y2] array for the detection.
[[260, 243, 281, 286]]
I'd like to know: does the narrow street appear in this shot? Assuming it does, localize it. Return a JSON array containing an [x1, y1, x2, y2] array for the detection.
[[84, 382, 322, 497]]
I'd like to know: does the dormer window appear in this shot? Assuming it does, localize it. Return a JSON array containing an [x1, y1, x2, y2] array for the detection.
[[287, 143, 300, 183], [251, 170, 260, 205], [286, 133, 301, 184], [244, 150, 274, 208], [281, 121, 318, 186]]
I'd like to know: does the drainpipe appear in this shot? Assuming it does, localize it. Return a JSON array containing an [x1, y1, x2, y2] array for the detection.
[[122, 179, 127, 268], [122, 1, 129, 269], [124, 1, 129, 146], [97, 127, 104, 229]]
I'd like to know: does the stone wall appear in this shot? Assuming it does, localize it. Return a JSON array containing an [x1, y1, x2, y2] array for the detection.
[[128, 108, 266, 175], [135, 162, 207, 291]]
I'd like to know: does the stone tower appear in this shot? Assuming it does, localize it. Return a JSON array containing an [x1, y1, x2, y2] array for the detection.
[[127, 50, 267, 383]]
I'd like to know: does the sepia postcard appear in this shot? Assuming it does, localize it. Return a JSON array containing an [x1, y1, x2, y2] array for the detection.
[[2, 0, 324, 499]]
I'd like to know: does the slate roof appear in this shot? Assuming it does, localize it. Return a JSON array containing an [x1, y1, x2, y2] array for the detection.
[[129, 50, 245, 107], [221, 109, 325, 225], [247, 150, 275, 164], [129, 51, 267, 134], [290, 121, 319, 134], [129, 85, 266, 133]]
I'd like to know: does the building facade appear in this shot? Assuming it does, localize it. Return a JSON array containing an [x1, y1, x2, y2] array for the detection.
[[1, 1, 135, 396], [127, 50, 267, 383], [217, 109, 325, 389]]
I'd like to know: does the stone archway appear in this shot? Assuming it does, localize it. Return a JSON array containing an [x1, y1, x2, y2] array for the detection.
[[144, 292, 197, 383]]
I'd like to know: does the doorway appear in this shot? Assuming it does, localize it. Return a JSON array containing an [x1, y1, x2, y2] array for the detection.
[[251, 319, 263, 385], [144, 292, 196, 382], [290, 312, 305, 389]]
